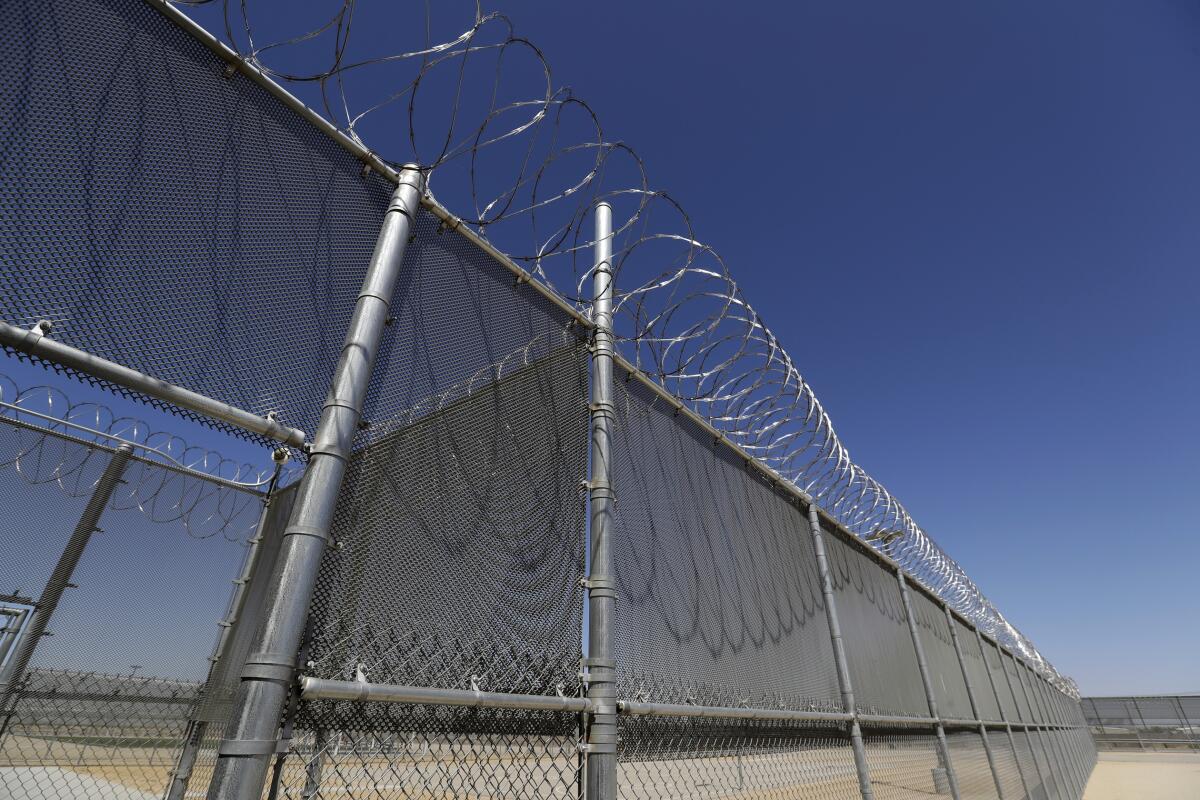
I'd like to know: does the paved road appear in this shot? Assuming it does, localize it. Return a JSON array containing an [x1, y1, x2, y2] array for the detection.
[[0, 767, 157, 800], [1084, 751, 1200, 800]]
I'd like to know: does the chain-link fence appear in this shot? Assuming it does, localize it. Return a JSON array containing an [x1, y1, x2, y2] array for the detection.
[[0, 379, 287, 799], [0, 0, 1097, 798], [1082, 696, 1200, 752]]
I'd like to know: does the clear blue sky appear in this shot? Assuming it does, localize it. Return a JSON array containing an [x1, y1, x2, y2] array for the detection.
[[477, 0, 1200, 696]]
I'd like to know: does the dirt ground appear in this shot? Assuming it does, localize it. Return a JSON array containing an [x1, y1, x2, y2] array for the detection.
[[1083, 751, 1200, 800]]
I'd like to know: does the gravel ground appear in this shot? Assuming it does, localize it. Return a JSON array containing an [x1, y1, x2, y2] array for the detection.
[[1084, 751, 1200, 800]]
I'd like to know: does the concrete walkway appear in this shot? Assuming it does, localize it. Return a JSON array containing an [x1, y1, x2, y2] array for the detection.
[[1083, 751, 1200, 800]]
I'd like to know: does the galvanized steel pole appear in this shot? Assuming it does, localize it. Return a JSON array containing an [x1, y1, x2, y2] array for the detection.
[[166, 482, 285, 800], [206, 167, 424, 800], [807, 505, 875, 800], [896, 574, 961, 800], [942, 611, 1005, 798], [0, 321, 306, 448], [584, 200, 618, 800], [967, 625, 1031, 799], [0, 444, 133, 739]]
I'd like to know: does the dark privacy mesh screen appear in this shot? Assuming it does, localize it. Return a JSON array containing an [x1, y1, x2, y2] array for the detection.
[[0, 421, 267, 800], [910, 588, 972, 721], [286, 217, 589, 798], [1011, 729, 1047, 800], [945, 731, 999, 800], [1018, 663, 1045, 724], [609, 369, 840, 712], [0, 0, 394, 436], [981, 640, 1018, 723], [822, 529, 927, 717], [989, 732, 1028, 800], [305, 345, 588, 694], [302, 191, 590, 694], [1084, 694, 1200, 751], [958, 631, 1002, 722], [1003, 653, 1032, 722]]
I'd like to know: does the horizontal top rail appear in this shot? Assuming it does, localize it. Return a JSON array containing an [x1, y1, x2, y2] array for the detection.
[[298, 677, 592, 714], [298, 676, 1089, 732], [1, 321, 306, 449], [617, 700, 852, 724]]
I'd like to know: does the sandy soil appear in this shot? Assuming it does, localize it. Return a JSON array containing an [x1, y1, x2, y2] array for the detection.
[[1083, 751, 1200, 800]]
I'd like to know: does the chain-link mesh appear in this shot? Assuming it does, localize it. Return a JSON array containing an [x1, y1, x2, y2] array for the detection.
[[282, 219, 590, 798], [617, 718, 859, 799], [1010, 729, 1047, 800], [0, 412, 271, 800], [956, 633, 1001, 723], [1082, 695, 1200, 752], [979, 641, 1016, 724], [945, 731, 999, 800], [1018, 665, 1045, 725], [277, 708, 582, 800], [987, 731, 1028, 800], [909, 589, 972, 721], [1027, 730, 1059, 800], [304, 345, 588, 693], [822, 533, 926, 718], [1, 670, 200, 800], [0, 0, 396, 439], [1001, 655, 1029, 723], [608, 368, 841, 713], [862, 729, 947, 799]]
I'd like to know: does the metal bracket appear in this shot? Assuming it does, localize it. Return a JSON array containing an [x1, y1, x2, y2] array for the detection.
[[217, 738, 278, 756], [281, 524, 330, 543], [580, 576, 617, 600], [241, 651, 296, 683]]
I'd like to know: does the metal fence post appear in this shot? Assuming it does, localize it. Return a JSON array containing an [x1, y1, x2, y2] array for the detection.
[[996, 647, 1046, 799], [584, 200, 618, 800], [970, 624, 1032, 800], [205, 166, 424, 800], [807, 505, 875, 800], [945, 611, 1008, 799], [0, 443, 133, 739], [896, 575, 961, 800], [166, 482, 293, 800]]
